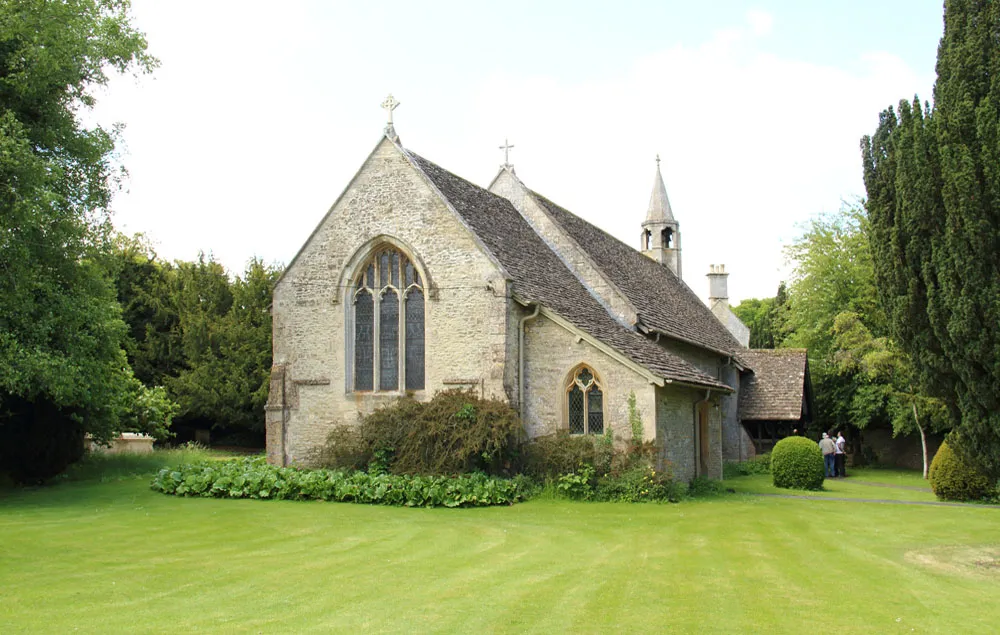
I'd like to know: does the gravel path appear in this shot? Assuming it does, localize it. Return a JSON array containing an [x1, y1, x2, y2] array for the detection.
[[846, 479, 932, 492]]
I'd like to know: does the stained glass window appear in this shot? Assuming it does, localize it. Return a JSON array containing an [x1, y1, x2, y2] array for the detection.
[[354, 289, 374, 391], [379, 289, 399, 390], [405, 288, 425, 390], [568, 366, 603, 435], [351, 245, 424, 392]]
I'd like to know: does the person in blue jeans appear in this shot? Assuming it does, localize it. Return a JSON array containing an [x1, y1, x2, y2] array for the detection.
[[819, 432, 837, 477]]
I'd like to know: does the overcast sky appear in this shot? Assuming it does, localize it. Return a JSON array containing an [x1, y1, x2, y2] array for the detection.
[[91, 0, 943, 304]]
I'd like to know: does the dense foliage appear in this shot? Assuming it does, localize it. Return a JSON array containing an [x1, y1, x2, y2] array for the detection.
[[732, 283, 788, 349], [774, 207, 894, 443], [0, 0, 158, 480], [928, 441, 995, 502], [723, 453, 771, 478], [321, 390, 523, 475], [770, 437, 824, 491], [556, 463, 684, 503], [151, 457, 530, 507], [111, 239, 281, 440], [862, 0, 1000, 476]]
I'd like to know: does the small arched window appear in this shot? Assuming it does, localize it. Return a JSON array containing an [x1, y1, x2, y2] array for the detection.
[[352, 246, 424, 392], [567, 366, 604, 435]]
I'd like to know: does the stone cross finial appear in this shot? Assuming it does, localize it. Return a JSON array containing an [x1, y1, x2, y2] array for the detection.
[[381, 94, 400, 125], [656, 154, 661, 168], [500, 138, 515, 169]]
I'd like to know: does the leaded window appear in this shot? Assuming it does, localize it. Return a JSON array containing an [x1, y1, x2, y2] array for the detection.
[[352, 246, 424, 392], [567, 366, 604, 435]]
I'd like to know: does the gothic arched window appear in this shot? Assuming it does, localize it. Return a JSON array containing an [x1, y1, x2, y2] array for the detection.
[[567, 366, 604, 435], [352, 246, 424, 392]]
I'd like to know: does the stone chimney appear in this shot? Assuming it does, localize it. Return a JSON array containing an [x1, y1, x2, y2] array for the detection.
[[707, 264, 750, 347], [707, 264, 729, 307]]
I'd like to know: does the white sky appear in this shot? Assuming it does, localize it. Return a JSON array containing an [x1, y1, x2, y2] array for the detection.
[[92, 1, 941, 304]]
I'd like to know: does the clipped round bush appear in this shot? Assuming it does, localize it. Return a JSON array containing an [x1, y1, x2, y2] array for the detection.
[[929, 441, 993, 502], [770, 436, 824, 491]]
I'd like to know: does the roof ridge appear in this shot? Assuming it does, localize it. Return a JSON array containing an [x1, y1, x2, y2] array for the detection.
[[406, 152, 729, 391], [527, 189, 746, 356]]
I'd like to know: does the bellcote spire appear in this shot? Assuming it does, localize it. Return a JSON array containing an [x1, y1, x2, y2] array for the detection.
[[646, 154, 675, 223], [640, 154, 682, 278]]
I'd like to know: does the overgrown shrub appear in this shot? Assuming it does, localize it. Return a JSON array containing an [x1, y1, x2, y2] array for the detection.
[[521, 430, 615, 478], [320, 390, 523, 476], [687, 475, 728, 497], [722, 453, 771, 478], [151, 457, 531, 507], [929, 441, 995, 502], [771, 437, 824, 490]]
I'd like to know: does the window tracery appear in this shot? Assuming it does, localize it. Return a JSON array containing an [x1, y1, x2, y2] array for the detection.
[[567, 366, 604, 435], [352, 246, 424, 391]]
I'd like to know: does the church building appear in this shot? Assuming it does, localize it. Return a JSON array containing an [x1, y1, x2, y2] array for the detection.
[[265, 97, 811, 481]]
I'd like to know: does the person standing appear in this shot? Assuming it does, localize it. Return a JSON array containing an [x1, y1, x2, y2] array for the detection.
[[819, 432, 837, 478], [835, 431, 847, 477]]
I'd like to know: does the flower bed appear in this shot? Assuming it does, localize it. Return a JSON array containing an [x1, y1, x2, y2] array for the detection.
[[150, 457, 530, 508]]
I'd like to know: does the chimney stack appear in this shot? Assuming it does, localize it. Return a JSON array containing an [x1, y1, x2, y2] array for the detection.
[[707, 264, 729, 304]]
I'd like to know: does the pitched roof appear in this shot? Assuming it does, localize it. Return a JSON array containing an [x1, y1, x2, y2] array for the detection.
[[738, 349, 808, 421], [404, 150, 730, 391], [527, 191, 747, 360]]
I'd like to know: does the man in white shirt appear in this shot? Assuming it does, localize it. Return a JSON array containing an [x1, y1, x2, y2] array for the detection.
[[835, 431, 847, 477]]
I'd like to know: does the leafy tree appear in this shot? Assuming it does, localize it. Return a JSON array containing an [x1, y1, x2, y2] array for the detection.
[[783, 205, 883, 357], [832, 312, 951, 477], [165, 257, 280, 435], [732, 282, 789, 349], [862, 0, 1000, 476], [0, 0, 156, 479], [779, 205, 890, 442], [110, 234, 183, 386]]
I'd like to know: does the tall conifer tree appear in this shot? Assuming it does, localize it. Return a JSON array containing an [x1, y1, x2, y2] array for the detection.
[[862, 0, 1000, 475]]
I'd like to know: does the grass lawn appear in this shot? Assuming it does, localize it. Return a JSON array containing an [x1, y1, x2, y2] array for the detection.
[[1, 457, 998, 634], [725, 467, 939, 503]]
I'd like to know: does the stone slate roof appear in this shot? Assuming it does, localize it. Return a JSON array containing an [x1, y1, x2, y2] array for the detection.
[[406, 150, 730, 391], [738, 349, 808, 421], [528, 192, 747, 362]]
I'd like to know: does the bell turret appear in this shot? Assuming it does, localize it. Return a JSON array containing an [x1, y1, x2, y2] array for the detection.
[[640, 155, 681, 278]]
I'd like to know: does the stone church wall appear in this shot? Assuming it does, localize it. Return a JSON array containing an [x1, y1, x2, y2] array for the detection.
[[654, 384, 721, 482], [521, 313, 657, 443], [269, 139, 512, 466]]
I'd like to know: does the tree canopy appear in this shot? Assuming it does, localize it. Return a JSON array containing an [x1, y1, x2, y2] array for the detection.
[[862, 0, 1000, 476], [1, 1, 155, 432]]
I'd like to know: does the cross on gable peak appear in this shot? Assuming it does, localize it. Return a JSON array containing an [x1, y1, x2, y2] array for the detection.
[[499, 137, 515, 170], [381, 94, 401, 143]]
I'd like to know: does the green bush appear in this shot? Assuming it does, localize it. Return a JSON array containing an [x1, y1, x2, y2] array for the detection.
[[320, 390, 524, 476], [595, 464, 683, 503], [722, 453, 771, 478], [929, 441, 994, 502], [521, 430, 615, 478], [687, 475, 729, 497], [151, 457, 530, 507], [771, 437, 824, 491]]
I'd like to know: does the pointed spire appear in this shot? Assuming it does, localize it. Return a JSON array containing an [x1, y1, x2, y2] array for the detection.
[[645, 154, 675, 223]]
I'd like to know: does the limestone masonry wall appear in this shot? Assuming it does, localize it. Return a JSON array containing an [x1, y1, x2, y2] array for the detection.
[[269, 139, 510, 466], [522, 313, 656, 443]]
